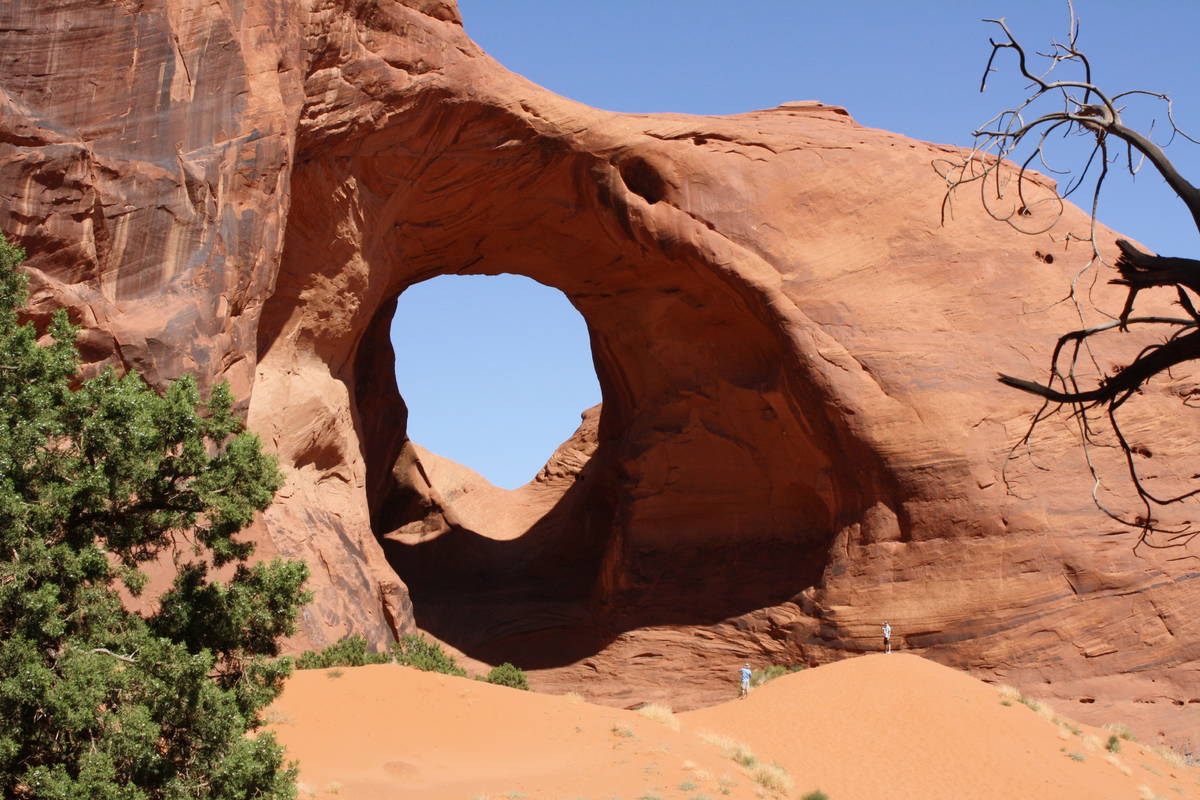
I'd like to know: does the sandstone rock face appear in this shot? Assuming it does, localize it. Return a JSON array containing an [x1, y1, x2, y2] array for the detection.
[[3, 0, 1199, 747]]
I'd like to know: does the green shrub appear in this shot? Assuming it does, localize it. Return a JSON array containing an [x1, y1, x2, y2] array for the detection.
[[0, 234, 306, 799], [750, 664, 805, 688], [296, 634, 389, 670], [801, 792, 829, 800], [483, 662, 530, 690], [1107, 734, 1122, 753], [391, 633, 467, 676]]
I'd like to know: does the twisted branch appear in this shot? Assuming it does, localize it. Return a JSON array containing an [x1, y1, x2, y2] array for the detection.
[[942, 2, 1200, 549]]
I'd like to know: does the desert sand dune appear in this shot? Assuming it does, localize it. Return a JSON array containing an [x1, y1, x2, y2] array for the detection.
[[266, 653, 1198, 800]]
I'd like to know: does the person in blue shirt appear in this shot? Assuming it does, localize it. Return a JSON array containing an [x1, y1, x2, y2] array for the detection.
[[883, 621, 892, 654], [739, 663, 752, 698]]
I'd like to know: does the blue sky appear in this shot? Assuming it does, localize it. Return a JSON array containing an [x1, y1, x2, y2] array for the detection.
[[392, 1, 1200, 489]]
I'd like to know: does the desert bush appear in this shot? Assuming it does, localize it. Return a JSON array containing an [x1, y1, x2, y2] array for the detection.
[[391, 633, 468, 676], [1106, 734, 1122, 753], [750, 664, 804, 688], [636, 703, 681, 731], [800, 792, 829, 800], [296, 634, 389, 669], [483, 662, 530, 690]]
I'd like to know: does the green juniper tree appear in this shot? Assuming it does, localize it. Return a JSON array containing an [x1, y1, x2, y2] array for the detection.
[[0, 234, 309, 799]]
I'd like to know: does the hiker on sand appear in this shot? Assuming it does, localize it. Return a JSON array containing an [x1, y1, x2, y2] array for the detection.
[[882, 621, 892, 654], [739, 663, 752, 698]]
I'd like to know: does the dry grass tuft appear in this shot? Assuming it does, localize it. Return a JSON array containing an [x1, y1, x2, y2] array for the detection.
[[1105, 752, 1133, 776], [1056, 720, 1081, 737], [261, 709, 293, 725], [1105, 722, 1138, 742], [1137, 785, 1165, 800], [1151, 744, 1188, 769], [996, 684, 1022, 701], [752, 763, 794, 795], [700, 732, 757, 767], [637, 703, 681, 731], [1035, 702, 1058, 722]]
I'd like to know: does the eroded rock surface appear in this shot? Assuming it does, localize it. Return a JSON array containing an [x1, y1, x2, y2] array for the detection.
[[3, 0, 1199, 748]]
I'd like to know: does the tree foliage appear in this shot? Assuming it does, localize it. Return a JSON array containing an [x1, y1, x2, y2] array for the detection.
[[939, 4, 1200, 549], [0, 234, 309, 799]]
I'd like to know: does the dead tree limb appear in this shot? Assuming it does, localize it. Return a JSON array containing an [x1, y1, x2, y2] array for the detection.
[[940, 2, 1200, 550]]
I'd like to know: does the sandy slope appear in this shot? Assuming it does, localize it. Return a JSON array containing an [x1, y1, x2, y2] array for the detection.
[[266, 653, 1199, 800]]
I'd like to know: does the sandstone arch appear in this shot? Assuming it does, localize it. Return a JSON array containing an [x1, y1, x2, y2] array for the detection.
[[3, 0, 1200, 741], [249, 92, 874, 663]]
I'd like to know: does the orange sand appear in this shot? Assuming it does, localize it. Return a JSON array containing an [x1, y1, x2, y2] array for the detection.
[[266, 653, 1199, 800]]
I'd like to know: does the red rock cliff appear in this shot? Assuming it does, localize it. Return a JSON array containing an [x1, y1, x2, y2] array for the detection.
[[2, 0, 1198, 747]]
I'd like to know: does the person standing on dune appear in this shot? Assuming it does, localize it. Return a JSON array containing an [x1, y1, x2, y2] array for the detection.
[[739, 663, 752, 698], [882, 621, 892, 654]]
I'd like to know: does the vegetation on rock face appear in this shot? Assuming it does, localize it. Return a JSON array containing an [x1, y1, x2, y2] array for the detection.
[[0, 234, 308, 799]]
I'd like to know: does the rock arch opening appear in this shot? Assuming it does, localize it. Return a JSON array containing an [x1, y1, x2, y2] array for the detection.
[[250, 95, 880, 677], [388, 273, 601, 491], [349, 242, 852, 671]]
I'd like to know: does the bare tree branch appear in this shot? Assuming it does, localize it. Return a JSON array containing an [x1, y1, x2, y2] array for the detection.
[[940, 4, 1200, 546], [87, 647, 137, 664]]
